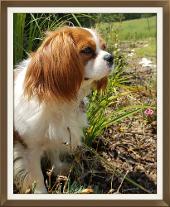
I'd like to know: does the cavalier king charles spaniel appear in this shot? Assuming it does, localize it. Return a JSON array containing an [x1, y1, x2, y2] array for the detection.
[[14, 26, 114, 193]]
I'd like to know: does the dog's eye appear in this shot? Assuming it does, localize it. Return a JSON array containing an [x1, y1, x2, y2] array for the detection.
[[81, 47, 94, 55]]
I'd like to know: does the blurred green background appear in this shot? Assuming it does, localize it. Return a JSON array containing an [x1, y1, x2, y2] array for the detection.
[[13, 13, 156, 66]]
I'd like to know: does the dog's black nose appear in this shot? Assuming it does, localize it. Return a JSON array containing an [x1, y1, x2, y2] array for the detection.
[[103, 54, 114, 65]]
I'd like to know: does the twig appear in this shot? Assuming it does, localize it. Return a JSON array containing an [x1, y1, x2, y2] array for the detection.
[[67, 127, 72, 152], [116, 170, 129, 193]]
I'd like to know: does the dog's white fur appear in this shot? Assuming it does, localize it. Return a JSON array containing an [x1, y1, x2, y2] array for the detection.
[[14, 28, 113, 193]]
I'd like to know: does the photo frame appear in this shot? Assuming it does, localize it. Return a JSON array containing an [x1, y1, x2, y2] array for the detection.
[[0, 0, 170, 206]]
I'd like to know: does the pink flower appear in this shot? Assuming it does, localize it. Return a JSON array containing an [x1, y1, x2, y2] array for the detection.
[[144, 108, 154, 116]]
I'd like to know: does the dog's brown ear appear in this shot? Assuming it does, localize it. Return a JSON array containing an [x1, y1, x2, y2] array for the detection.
[[24, 30, 83, 102], [93, 77, 108, 91]]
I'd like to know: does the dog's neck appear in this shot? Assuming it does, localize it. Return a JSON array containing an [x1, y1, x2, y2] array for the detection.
[[46, 83, 92, 112], [79, 80, 93, 98]]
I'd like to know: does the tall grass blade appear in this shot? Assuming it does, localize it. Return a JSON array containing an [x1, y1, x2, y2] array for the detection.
[[13, 13, 26, 65]]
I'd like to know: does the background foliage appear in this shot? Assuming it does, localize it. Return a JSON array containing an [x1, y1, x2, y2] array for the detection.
[[13, 13, 156, 65]]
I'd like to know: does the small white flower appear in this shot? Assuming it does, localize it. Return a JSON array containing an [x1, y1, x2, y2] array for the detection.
[[139, 58, 152, 67]]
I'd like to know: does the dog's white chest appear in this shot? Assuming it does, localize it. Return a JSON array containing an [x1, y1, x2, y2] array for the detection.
[[14, 95, 87, 152]]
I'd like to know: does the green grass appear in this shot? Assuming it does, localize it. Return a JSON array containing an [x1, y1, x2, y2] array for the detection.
[[13, 13, 92, 65], [116, 16, 156, 41], [13, 14, 26, 65], [95, 16, 156, 58], [96, 16, 156, 41], [135, 38, 156, 57], [84, 67, 156, 146], [13, 14, 157, 65]]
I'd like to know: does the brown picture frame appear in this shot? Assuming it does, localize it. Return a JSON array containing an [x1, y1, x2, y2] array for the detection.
[[0, 0, 170, 206]]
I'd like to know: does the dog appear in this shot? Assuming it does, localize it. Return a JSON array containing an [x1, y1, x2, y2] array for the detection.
[[14, 26, 114, 193]]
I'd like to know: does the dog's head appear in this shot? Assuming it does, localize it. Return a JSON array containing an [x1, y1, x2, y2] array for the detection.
[[24, 27, 114, 102]]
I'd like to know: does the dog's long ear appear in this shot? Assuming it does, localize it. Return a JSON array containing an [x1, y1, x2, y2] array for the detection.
[[24, 31, 83, 102], [93, 77, 108, 91]]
